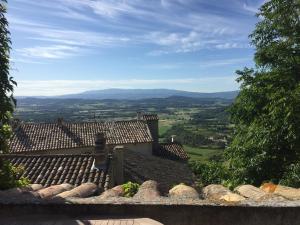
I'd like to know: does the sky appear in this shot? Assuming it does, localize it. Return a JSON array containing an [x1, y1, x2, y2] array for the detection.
[[8, 0, 265, 96]]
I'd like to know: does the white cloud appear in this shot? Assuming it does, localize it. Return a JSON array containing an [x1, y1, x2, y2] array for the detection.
[[10, 17, 131, 59], [215, 42, 250, 49], [198, 58, 252, 68], [22, 0, 145, 19], [243, 0, 267, 14], [143, 57, 251, 70], [146, 31, 249, 55], [10, 0, 254, 61], [243, 3, 259, 14], [15, 77, 238, 96], [55, 7, 98, 22], [11, 19, 131, 48], [86, 1, 135, 18], [10, 57, 46, 64], [16, 45, 80, 59], [11, 15, 247, 60]]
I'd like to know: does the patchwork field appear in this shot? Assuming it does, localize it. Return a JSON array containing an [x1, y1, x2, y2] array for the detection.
[[15, 96, 231, 164], [184, 145, 224, 163]]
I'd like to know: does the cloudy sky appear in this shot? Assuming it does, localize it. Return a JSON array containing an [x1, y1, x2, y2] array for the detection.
[[8, 0, 265, 96]]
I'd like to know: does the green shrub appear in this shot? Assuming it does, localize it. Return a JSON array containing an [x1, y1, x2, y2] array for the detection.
[[0, 162, 30, 190], [122, 181, 140, 197], [280, 163, 300, 188], [189, 160, 229, 188]]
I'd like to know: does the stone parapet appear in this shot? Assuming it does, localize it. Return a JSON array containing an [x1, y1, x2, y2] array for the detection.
[[2, 181, 300, 225]]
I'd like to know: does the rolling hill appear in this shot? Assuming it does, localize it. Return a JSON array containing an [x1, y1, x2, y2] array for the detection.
[[50, 89, 239, 100]]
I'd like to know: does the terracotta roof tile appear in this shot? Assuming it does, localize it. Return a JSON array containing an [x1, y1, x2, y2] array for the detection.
[[1, 154, 110, 189], [142, 114, 159, 121], [155, 143, 189, 161], [9, 121, 153, 153]]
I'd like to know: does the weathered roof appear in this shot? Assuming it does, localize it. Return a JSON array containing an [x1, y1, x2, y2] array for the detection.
[[124, 150, 193, 193], [1, 154, 111, 189], [9, 121, 153, 153], [155, 143, 189, 161]]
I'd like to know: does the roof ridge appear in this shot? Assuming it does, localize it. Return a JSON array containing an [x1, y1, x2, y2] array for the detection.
[[1, 154, 96, 157], [19, 119, 144, 125], [160, 142, 182, 146]]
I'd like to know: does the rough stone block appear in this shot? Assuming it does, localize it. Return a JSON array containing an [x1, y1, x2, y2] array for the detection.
[[260, 183, 300, 200], [203, 184, 245, 202], [169, 184, 199, 199], [274, 185, 300, 200], [235, 185, 267, 200], [134, 180, 161, 200], [260, 183, 277, 193], [56, 183, 98, 198], [37, 184, 73, 199], [3, 184, 44, 195], [99, 185, 125, 199]]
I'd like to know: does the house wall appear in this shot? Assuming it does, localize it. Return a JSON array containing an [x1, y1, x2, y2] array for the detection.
[[117, 143, 152, 156], [145, 120, 159, 150]]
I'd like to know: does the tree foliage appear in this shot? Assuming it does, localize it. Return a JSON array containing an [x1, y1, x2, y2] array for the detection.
[[163, 124, 213, 147], [226, 0, 300, 186], [189, 161, 229, 188], [0, 0, 29, 189]]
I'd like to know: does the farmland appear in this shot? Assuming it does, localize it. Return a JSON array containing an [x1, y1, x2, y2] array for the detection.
[[15, 96, 232, 163]]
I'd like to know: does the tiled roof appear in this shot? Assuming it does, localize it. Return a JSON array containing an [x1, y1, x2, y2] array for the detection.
[[1, 154, 111, 189], [9, 121, 153, 153], [155, 143, 189, 161], [124, 150, 194, 193], [142, 114, 159, 121]]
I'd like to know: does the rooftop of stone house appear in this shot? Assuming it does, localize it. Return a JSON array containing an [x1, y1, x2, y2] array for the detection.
[[9, 120, 153, 153], [0, 150, 192, 194], [124, 150, 193, 193], [154, 143, 189, 161], [1, 154, 111, 190]]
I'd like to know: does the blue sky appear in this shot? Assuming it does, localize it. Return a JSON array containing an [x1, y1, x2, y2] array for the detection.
[[8, 0, 265, 96]]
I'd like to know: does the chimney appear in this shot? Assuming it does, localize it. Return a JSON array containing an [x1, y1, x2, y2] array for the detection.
[[112, 145, 124, 185], [171, 135, 176, 143], [94, 133, 108, 169], [142, 114, 159, 153], [57, 117, 64, 127], [137, 111, 143, 120], [11, 119, 21, 130]]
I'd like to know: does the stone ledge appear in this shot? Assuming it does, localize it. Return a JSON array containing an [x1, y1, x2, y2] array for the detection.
[[1, 202, 300, 225], [1, 181, 300, 207]]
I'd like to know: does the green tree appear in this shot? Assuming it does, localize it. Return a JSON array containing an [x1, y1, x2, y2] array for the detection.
[[226, 0, 300, 187], [0, 0, 29, 189]]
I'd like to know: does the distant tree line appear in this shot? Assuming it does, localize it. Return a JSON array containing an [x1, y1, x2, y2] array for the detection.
[[162, 124, 215, 147]]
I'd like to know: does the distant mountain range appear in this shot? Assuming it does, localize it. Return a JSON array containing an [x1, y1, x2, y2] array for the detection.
[[19, 89, 239, 100]]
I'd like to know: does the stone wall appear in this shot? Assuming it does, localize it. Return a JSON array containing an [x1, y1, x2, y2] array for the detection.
[[1, 202, 300, 225], [120, 143, 153, 156], [3, 182, 300, 225]]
